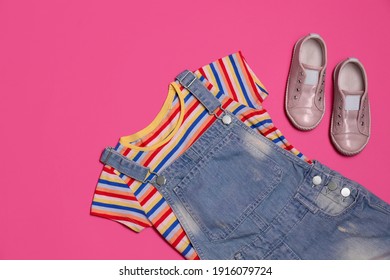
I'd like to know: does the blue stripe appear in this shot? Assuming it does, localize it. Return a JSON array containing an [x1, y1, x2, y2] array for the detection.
[[92, 201, 146, 214], [184, 91, 192, 102], [162, 219, 179, 238], [249, 118, 273, 129], [182, 244, 192, 256], [232, 103, 246, 115], [133, 150, 144, 161], [256, 83, 268, 94], [209, 63, 224, 92], [229, 54, 255, 108], [297, 152, 303, 158], [272, 135, 286, 143], [98, 179, 128, 188], [146, 197, 165, 217]]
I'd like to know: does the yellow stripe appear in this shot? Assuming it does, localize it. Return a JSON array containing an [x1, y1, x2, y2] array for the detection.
[[157, 212, 177, 235], [91, 208, 148, 225], [93, 195, 143, 208], [176, 236, 192, 253], [100, 173, 128, 184], [143, 192, 164, 213]]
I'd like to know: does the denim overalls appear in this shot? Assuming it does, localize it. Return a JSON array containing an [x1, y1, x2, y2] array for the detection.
[[100, 70, 390, 259]]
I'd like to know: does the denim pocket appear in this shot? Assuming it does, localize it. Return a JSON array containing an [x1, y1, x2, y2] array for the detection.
[[173, 126, 283, 242], [315, 181, 360, 218], [294, 177, 361, 219]]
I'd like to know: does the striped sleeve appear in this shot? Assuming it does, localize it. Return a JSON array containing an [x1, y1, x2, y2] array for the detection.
[[197, 51, 269, 110], [90, 165, 152, 233]]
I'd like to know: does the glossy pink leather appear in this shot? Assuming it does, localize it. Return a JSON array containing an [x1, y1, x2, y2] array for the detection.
[[331, 59, 370, 156], [285, 33, 327, 130]]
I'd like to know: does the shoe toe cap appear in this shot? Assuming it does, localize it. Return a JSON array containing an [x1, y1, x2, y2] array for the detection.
[[288, 108, 323, 129], [332, 133, 369, 155]]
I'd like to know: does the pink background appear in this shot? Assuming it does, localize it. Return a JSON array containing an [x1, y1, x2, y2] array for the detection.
[[1, 0, 389, 260]]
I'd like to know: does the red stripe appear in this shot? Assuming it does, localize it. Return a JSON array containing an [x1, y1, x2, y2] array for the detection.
[[140, 187, 158, 206], [285, 145, 294, 151], [218, 58, 238, 101], [103, 166, 116, 174], [95, 190, 137, 201], [262, 126, 278, 136], [122, 147, 131, 157], [154, 208, 173, 228], [90, 212, 151, 228], [171, 230, 186, 248], [240, 108, 267, 122], [197, 69, 214, 91], [141, 105, 181, 147], [193, 255, 200, 260], [198, 67, 207, 79], [238, 51, 264, 103]]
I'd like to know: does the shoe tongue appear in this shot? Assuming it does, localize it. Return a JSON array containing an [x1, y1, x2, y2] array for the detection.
[[302, 63, 323, 71], [342, 90, 364, 111], [302, 63, 323, 86]]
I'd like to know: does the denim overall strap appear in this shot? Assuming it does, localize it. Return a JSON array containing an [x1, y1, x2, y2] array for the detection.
[[99, 71, 223, 183], [99, 147, 150, 183], [176, 70, 221, 114]]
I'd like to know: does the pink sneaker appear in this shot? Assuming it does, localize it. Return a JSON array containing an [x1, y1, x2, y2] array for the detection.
[[331, 58, 370, 156], [285, 33, 327, 130]]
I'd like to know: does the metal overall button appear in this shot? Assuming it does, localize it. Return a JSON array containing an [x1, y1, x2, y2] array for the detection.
[[144, 169, 167, 186], [208, 105, 231, 125], [156, 175, 167, 186], [326, 181, 337, 191], [341, 187, 351, 197], [222, 114, 232, 125], [312, 175, 322, 186]]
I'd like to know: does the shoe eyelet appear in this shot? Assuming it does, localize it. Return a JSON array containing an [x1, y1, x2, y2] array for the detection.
[[337, 122, 341, 126], [300, 71, 304, 76], [338, 114, 341, 118], [298, 79, 302, 83], [361, 114, 364, 118], [319, 97, 322, 101], [296, 88, 300, 92], [294, 95, 298, 100], [319, 89, 323, 93], [361, 122, 364, 126], [338, 106, 342, 110]]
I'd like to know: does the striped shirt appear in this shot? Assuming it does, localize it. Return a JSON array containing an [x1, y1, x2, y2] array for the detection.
[[90, 51, 311, 259]]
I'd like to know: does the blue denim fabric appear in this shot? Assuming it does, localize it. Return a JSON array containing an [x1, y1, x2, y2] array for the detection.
[[100, 70, 390, 259]]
